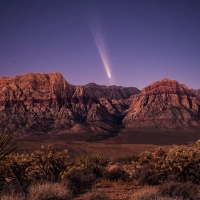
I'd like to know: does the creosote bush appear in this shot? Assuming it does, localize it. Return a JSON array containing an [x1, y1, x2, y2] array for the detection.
[[67, 167, 96, 194], [158, 181, 198, 199], [74, 154, 108, 179], [105, 165, 130, 182]]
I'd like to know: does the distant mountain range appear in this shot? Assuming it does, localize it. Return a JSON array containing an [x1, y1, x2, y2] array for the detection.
[[0, 72, 200, 137]]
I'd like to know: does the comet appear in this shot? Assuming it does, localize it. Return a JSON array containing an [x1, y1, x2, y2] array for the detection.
[[93, 31, 112, 79]]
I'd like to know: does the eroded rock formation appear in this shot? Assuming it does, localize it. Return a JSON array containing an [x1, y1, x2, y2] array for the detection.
[[0, 72, 139, 135], [0, 74, 199, 136], [123, 78, 200, 130]]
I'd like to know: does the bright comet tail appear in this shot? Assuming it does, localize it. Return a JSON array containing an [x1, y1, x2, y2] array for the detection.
[[93, 32, 112, 79]]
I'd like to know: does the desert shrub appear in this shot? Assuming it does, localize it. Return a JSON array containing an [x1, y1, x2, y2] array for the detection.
[[132, 150, 165, 185], [0, 163, 9, 192], [161, 142, 200, 183], [158, 181, 198, 199], [88, 191, 110, 200], [113, 155, 139, 164], [67, 167, 96, 194], [139, 151, 154, 165], [6, 153, 33, 194], [133, 162, 166, 185], [74, 154, 107, 179], [133, 141, 200, 186], [105, 165, 130, 182], [27, 182, 72, 200], [31, 145, 70, 182]]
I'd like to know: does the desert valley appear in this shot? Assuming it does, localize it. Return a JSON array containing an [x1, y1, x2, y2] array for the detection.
[[1, 0, 200, 199], [1, 72, 200, 199]]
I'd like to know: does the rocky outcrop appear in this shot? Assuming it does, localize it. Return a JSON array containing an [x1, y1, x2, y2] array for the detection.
[[83, 83, 140, 100], [123, 79, 200, 130], [0, 74, 199, 136], [190, 89, 200, 102], [0, 72, 76, 133], [0, 72, 139, 135]]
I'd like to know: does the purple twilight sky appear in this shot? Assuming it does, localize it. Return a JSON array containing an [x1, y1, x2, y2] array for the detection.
[[0, 0, 200, 89]]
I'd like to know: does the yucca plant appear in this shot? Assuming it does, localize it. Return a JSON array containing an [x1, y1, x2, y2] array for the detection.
[[0, 129, 21, 162], [0, 129, 21, 192]]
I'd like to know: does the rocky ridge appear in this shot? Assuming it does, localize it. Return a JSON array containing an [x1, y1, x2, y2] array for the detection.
[[0, 73, 199, 136], [0, 72, 139, 135], [123, 78, 200, 130]]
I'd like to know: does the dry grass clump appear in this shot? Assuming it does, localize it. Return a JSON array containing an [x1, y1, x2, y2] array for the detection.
[[131, 187, 180, 200], [27, 182, 72, 200], [131, 187, 158, 200], [0, 193, 25, 200], [87, 191, 110, 200], [131, 182, 199, 200]]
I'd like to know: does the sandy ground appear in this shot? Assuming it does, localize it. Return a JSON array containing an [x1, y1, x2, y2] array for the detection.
[[17, 128, 200, 159]]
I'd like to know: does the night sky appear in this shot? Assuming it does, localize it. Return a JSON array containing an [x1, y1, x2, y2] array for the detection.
[[0, 0, 200, 89]]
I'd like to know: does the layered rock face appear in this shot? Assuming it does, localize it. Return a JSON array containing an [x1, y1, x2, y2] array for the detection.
[[0, 74, 199, 135], [0, 72, 139, 134], [83, 83, 139, 100], [123, 79, 200, 130], [0, 73, 75, 133]]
